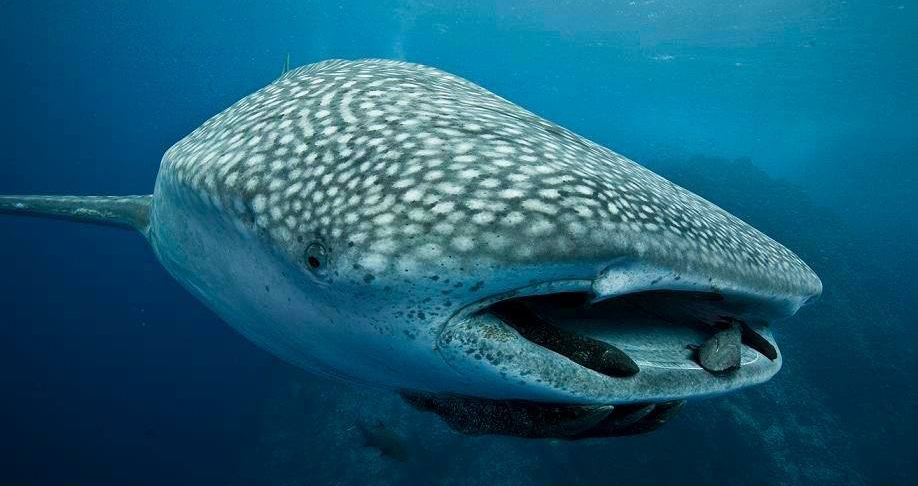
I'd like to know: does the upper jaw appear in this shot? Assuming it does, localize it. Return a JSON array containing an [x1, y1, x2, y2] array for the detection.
[[591, 256, 821, 321]]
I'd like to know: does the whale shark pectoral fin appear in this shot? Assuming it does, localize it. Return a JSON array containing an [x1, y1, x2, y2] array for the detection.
[[0, 195, 153, 236]]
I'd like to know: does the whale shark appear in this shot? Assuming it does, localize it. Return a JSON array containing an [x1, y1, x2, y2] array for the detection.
[[0, 59, 821, 438]]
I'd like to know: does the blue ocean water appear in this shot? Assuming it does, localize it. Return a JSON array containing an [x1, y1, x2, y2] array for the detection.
[[0, 1, 914, 485]]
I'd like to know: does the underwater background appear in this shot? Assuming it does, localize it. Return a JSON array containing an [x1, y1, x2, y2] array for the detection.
[[0, 1, 914, 484]]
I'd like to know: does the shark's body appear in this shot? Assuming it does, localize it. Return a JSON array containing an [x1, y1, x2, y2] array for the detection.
[[1, 59, 821, 438]]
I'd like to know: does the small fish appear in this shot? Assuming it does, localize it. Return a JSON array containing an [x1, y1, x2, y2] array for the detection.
[[357, 420, 409, 462]]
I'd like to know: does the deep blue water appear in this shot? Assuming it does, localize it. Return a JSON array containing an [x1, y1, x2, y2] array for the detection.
[[0, 1, 915, 485]]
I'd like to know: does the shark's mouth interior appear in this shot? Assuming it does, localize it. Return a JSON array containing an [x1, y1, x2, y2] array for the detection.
[[427, 288, 788, 438], [481, 290, 779, 378]]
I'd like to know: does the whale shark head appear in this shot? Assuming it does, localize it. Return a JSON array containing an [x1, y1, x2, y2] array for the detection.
[[2, 59, 822, 437], [149, 59, 821, 409]]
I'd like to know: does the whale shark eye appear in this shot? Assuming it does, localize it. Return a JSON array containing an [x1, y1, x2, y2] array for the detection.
[[304, 242, 329, 276]]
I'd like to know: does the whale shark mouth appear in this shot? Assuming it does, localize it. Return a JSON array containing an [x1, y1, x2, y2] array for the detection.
[[483, 290, 779, 378], [437, 281, 787, 406], [427, 287, 785, 438]]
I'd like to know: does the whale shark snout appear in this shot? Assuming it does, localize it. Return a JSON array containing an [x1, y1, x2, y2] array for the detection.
[[0, 58, 822, 438]]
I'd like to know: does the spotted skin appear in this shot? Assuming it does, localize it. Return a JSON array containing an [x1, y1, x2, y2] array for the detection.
[[161, 59, 820, 301]]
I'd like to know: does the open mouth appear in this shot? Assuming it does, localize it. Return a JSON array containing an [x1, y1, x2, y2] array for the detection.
[[438, 283, 786, 404], [483, 289, 780, 378], [423, 286, 787, 439]]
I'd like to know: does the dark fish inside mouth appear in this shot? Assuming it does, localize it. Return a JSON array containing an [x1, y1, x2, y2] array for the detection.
[[693, 324, 742, 372], [689, 320, 779, 372], [488, 300, 640, 378], [739, 322, 779, 359]]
